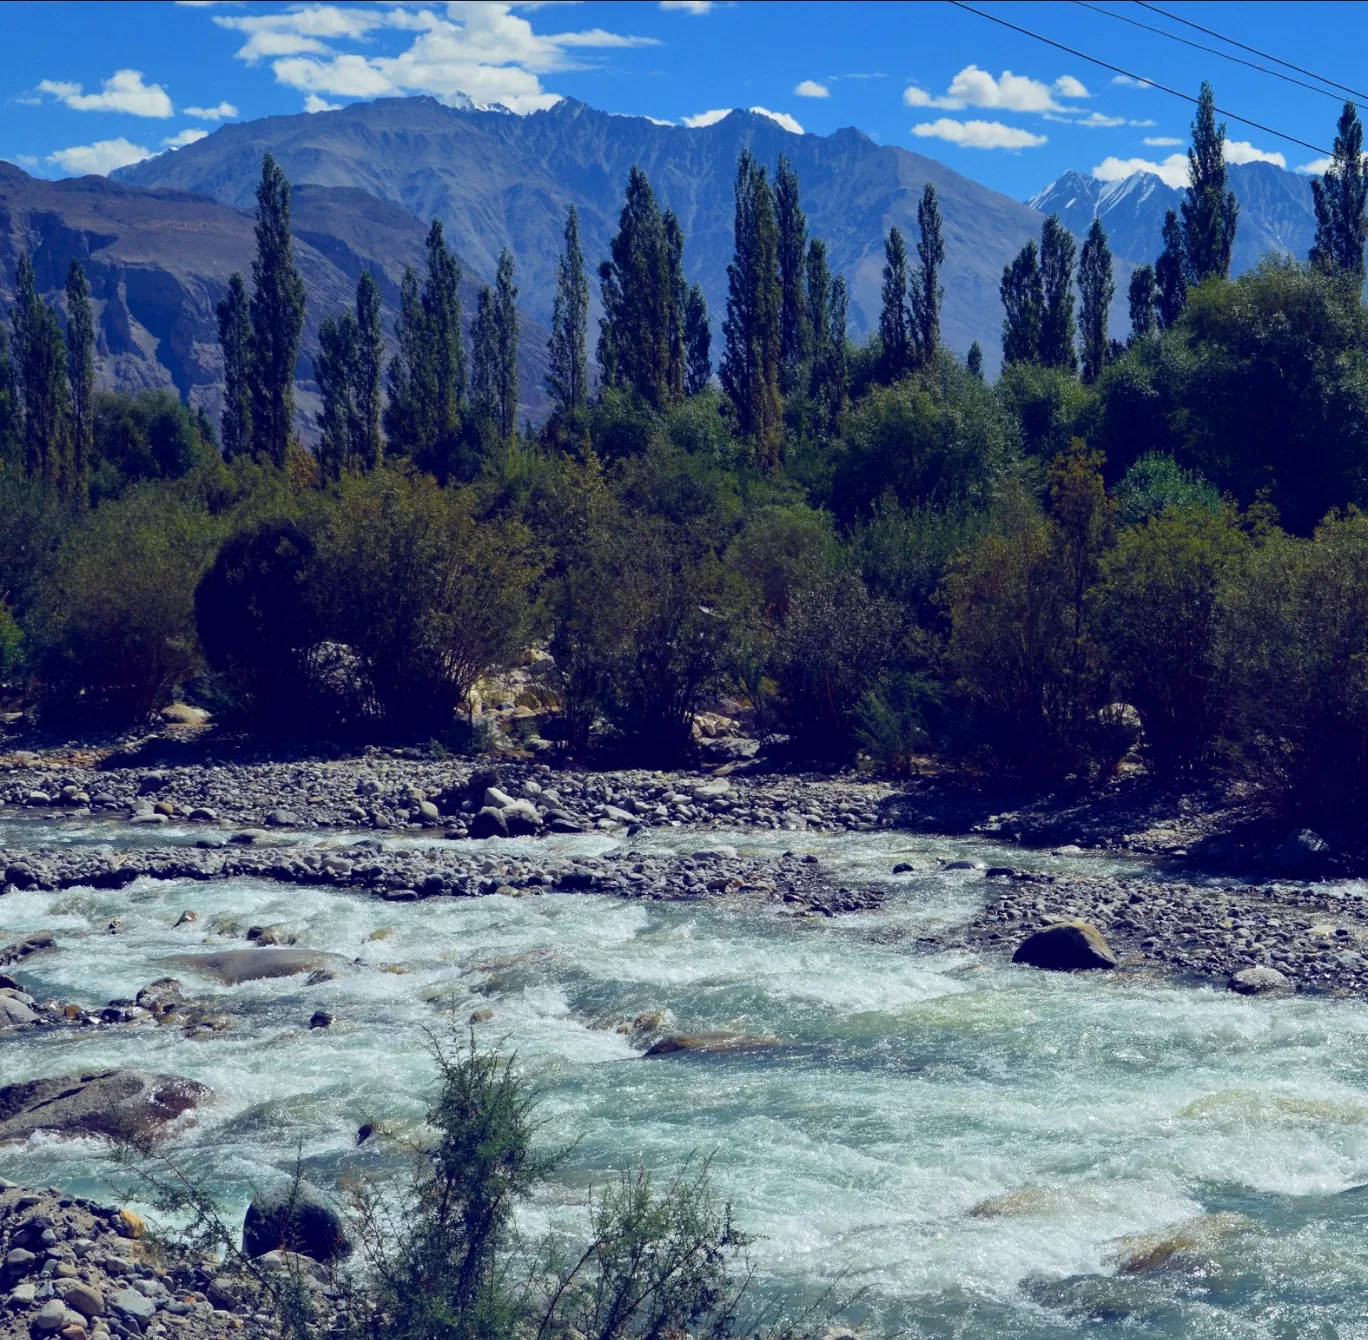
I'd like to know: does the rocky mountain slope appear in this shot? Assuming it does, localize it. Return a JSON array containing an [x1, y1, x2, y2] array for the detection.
[[0, 162, 549, 435], [113, 95, 1082, 372], [1027, 161, 1318, 276]]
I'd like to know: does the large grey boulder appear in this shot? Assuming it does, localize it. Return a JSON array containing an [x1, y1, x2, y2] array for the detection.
[[1012, 921, 1118, 971], [167, 948, 339, 985], [243, 1180, 350, 1263], [1229, 966, 1291, 995], [0, 1070, 208, 1142], [469, 806, 509, 840]]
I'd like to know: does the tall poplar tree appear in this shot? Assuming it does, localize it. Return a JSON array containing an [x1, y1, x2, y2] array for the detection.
[[910, 182, 945, 369], [12, 254, 69, 490], [354, 270, 384, 471], [249, 153, 306, 468], [1311, 101, 1368, 281], [469, 286, 498, 428], [422, 219, 464, 444], [216, 271, 253, 461], [1000, 240, 1044, 365], [683, 283, 711, 395], [385, 267, 433, 456], [1077, 217, 1114, 384], [0, 327, 16, 470], [1156, 209, 1189, 329], [547, 205, 590, 417], [805, 236, 831, 393], [1182, 81, 1238, 283], [315, 309, 358, 480], [493, 248, 519, 441], [775, 154, 810, 392], [878, 224, 910, 382], [966, 341, 984, 379], [1039, 215, 1077, 373], [824, 275, 849, 433], [663, 210, 687, 404], [720, 150, 782, 468], [64, 260, 95, 504], [1128, 264, 1158, 340]]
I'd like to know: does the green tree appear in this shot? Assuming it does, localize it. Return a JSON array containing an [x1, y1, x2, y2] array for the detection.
[[315, 310, 359, 481], [1000, 239, 1044, 365], [719, 150, 783, 469], [547, 205, 590, 417], [1156, 209, 1189, 328], [386, 267, 435, 457], [1311, 101, 1368, 282], [354, 271, 384, 471], [1182, 81, 1238, 283], [966, 341, 984, 379], [64, 261, 95, 505], [12, 254, 69, 491], [775, 153, 811, 393], [1039, 215, 1077, 373], [683, 282, 711, 395], [878, 224, 910, 382], [1078, 216, 1114, 383], [663, 210, 687, 403], [824, 275, 849, 432], [469, 286, 498, 431], [910, 182, 945, 370], [1127, 263, 1158, 340], [0, 325, 16, 470], [249, 153, 307, 468], [805, 237, 831, 391], [423, 219, 465, 445], [216, 271, 254, 461], [493, 248, 519, 441]]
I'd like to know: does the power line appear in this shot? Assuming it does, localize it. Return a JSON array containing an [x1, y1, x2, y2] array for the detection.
[[946, 0, 1330, 157], [1073, 1, 1341, 103], [1135, 1, 1368, 104]]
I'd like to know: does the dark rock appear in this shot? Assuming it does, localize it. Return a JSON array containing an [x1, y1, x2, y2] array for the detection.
[[265, 809, 300, 827], [1012, 921, 1118, 971], [469, 806, 509, 840], [0, 1070, 208, 1143], [643, 1032, 780, 1057], [0, 932, 56, 966], [242, 1181, 350, 1263], [309, 1011, 333, 1029]]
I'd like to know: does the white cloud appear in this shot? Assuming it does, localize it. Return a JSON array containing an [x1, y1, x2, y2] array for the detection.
[[184, 101, 238, 120], [913, 118, 1047, 150], [1144, 136, 1182, 147], [1223, 138, 1285, 168], [13, 154, 38, 168], [38, 69, 173, 118], [305, 93, 341, 113], [903, 65, 1086, 114], [47, 137, 154, 176], [163, 127, 209, 147], [207, 3, 658, 116], [794, 79, 829, 98], [660, 1, 713, 11], [644, 115, 674, 126], [1111, 74, 1154, 89], [1046, 111, 1123, 128], [1298, 156, 1334, 175], [751, 106, 803, 134], [682, 108, 731, 128], [1094, 153, 1188, 188]]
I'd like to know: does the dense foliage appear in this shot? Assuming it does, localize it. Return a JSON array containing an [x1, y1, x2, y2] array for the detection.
[[4, 92, 1368, 816]]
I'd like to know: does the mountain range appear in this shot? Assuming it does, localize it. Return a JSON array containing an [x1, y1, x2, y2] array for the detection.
[[0, 94, 1334, 439]]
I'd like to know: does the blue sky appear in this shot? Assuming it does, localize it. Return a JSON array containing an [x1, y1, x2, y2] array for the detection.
[[1, 1, 1356, 201]]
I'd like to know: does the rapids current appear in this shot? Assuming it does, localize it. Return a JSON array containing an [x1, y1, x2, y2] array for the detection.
[[4, 815, 1368, 1337]]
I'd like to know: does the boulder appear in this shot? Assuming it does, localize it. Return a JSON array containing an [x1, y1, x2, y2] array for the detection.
[[483, 786, 516, 810], [167, 948, 338, 985], [160, 703, 210, 725], [0, 932, 56, 966], [1229, 966, 1291, 995], [643, 1032, 780, 1057], [469, 806, 509, 840], [1012, 921, 1118, 971], [1277, 827, 1332, 871], [60, 1281, 105, 1319], [242, 1181, 350, 1263], [109, 1286, 156, 1320], [0, 1070, 208, 1143], [265, 808, 300, 827], [0, 997, 38, 1028], [501, 799, 540, 836]]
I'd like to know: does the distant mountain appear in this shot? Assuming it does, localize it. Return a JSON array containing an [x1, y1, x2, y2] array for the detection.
[[113, 94, 1103, 374], [0, 162, 549, 437], [1027, 161, 1318, 277]]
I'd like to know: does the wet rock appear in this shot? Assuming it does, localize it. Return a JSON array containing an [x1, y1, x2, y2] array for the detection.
[[167, 948, 338, 985], [643, 1032, 780, 1057], [1229, 965, 1291, 995], [1012, 921, 1118, 972], [265, 808, 300, 827], [0, 931, 56, 965], [242, 1181, 350, 1263], [309, 1011, 332, 1029], [0, 1070, 208, 1143], [469, 807, 509, 840], [0, 996, 38, 1027], [501, 798, 541, 836]]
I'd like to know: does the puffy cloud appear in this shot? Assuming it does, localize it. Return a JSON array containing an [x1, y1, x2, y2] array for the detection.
[[1298, 156, 1334, 175], [47, 137, 154, 176], [1043, 111, 1156, 129], [904, 65, 1085, 114], [208, 3, 657, 116], [1111, 74, 1154, 89], [751, 106, 803, 134], [1223, 139, 1285, 168], [682, 108, 731, 128], [38, 69, 173, 118], [305, 94, 341, 113], [794, 79, 829, 98], [163, 127, 209, 147], [660, 1, 713, 11], [184, 101, 238, 120], [912, 118, 1047, 150], [1093, 153, 1188, 188], [13, 155, 38, 168], [1144, 136, 1182, 146]]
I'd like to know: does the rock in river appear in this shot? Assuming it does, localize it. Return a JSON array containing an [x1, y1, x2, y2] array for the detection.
[[1012, 921, 1118, 972], [243, 1180, 351, 1263], [167, 948, 340, 985], [0, 1070, 208, 1142], [643, 1032, 780, 1057], [1229, 966, 1291, 995]]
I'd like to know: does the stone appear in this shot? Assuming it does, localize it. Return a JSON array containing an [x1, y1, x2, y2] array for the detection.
[[61, 1282, 105, 1319], [483, 787, 516, 810], [601, 805, 635, 826], [309, 1011, 332, 1029], [501, 799, 540, 836], [187, 807, 217, 823], [136, 773, 168, 795], [643, 1032, 780, 1057], [1229, 966, 1292, 995], [0, 1071, 208, 1143], [5, 1246, 37, 1271], [694, 846, 738, 861], [0, 996, 38, 1027], [265, 809, 300, 827], [34, 1299, 69, 1331], [167, 948, 337, 985], [205, 1278, 239, 1311], [469, 807, 509, 840], [416, 800, 440, 824], [1012, 921, 1118, 972], [109, 1287, 156, 1320], [691, 780, 732, 801], [242, 1181, 350, 1263], [7, 1280, 37, 1303], [159, 703, 209, 726], [0, 932, 56, 966]]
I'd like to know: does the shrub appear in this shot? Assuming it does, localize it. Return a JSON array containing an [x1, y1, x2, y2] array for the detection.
[[1115, 453, 1222, 528], [1094, 503, 1247, 775], [90, 390, 218, 502]]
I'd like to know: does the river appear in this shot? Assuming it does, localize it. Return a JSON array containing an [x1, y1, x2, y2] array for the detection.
[[4, 817, 1368, 1337]]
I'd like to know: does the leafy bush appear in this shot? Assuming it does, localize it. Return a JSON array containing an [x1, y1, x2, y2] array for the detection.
[[90, 390, 219, 502], [1115, 453, 1222, 528]]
